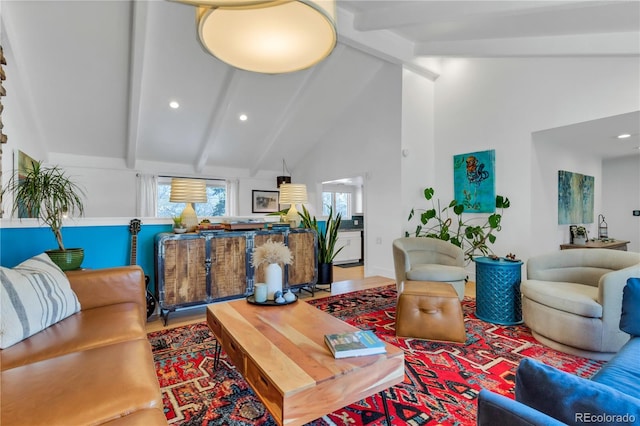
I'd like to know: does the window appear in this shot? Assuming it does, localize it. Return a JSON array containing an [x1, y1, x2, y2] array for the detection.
[[157, 177, 227, 218], [322, 191, 351, 219]]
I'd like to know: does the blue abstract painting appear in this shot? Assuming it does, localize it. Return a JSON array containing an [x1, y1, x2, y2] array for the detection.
[[558, 170, 594, 225], [453, 149, 496, 213]]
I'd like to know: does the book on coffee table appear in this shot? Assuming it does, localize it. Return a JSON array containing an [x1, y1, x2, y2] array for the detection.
[[324, 330, 387, 359]]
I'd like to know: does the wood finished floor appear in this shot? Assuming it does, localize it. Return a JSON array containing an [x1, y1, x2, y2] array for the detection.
[[146, 265, 477, 333]]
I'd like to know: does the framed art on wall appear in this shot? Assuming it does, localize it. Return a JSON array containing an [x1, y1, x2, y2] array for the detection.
[[453, 149, 496, 213], [252, 190, 279, 213], [15, 150, 38, 218], [558, 170, 594, 225]]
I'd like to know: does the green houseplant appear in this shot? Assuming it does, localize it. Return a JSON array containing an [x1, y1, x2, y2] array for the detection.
[[572, 226, 588, 245], [299, 205, 344, 285], [2, 160, 86, 270], [407, 187, 511, 264], [172, 216, 187, 234]]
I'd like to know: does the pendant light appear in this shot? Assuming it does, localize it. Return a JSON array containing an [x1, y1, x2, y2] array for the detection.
[[276, 158, 291, 187]]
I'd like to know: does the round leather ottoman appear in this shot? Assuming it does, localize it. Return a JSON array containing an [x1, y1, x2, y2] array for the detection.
[[395, 281, 467, 343]]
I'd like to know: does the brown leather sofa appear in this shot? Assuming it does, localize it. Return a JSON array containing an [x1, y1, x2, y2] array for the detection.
[[1, 266, 167, 426]]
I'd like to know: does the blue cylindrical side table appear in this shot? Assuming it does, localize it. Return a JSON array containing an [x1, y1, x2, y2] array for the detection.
[[474, 257, 523, 325]]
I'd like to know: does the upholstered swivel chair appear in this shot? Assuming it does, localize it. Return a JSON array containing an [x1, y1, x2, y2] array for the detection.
[[392, 237, 467, 300], [521, 248, 640, 360]]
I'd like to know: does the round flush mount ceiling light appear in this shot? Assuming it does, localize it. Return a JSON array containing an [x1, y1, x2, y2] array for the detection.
[[184, 0, 336, 74], [239, 113, 248, 121], [169, 101, 180, 109]]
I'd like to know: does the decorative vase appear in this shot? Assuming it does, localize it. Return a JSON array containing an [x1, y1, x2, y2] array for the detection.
[[317, 262, 333, 285], [265, 263, 282, 300], [574, 236, 587, 245]]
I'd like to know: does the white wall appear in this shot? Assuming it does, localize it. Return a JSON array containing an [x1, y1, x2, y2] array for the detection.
[[401, 68, 436, 234], [434, 58, 640, 270], [603, 155, 640, 252], [295, 63, 403, 278]]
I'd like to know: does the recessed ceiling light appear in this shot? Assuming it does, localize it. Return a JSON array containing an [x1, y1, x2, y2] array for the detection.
[[239, 114, 248, 122], [617, 133, 631, 139], [169, 101, 180, 109]]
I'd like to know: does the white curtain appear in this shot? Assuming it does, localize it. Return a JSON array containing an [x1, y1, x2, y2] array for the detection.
[[226, 179, 239, 216], [136, 173, 157, 217]]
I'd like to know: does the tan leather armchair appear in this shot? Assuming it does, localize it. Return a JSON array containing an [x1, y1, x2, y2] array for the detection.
[[392, 237, 467, 300], [522, 249, 640, 360]]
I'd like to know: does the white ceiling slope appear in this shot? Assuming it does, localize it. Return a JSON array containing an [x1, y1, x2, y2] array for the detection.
[[1, 0, 639, 175]]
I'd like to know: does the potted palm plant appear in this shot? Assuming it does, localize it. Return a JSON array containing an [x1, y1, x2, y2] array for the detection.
[[2, 160, 86, 270], [299, 205, 343, 285]]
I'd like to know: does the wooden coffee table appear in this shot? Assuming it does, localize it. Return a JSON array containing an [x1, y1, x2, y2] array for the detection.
[[207, 299, 404, 425]]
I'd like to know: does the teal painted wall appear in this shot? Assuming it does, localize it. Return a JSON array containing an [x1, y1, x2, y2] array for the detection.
[[0, 224, 172, 292]]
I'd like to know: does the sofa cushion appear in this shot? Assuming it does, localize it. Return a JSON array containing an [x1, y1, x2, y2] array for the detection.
[[591, 337, 640, 400], [521, 280, 601, 318], [1, 302, 146, 371], [1, 339, 163, 426], [407, 264, 467, 282], [477, 389, 566, 426], [100, 408, 168, 425], [620, 278, 640, 336], [515, 358, 640, 426], [0, 254, 81, 349]]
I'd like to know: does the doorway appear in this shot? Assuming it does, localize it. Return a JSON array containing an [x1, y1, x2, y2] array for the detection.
[[321, 176, 365, 279]]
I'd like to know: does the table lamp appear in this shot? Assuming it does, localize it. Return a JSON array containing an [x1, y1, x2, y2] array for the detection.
[[170, 178, 207, 231], [279, 183, 307, 227]]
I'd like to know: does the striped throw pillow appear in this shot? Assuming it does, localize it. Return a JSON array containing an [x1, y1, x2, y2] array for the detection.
[[0, 253, 81, 349]]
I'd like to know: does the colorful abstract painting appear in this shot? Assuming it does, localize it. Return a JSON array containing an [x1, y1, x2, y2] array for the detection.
[[558, 170, 594, 225], [453, 149, 496, 213]]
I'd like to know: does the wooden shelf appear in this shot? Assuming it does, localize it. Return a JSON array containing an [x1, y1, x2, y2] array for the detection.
[[560, 239, 630, 251]]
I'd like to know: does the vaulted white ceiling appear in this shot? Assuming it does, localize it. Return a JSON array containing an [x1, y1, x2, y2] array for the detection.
[[2, 0, 639, 175]]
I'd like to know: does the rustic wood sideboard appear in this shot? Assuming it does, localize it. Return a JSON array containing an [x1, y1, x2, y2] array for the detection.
[[155, 228, 317, 325]]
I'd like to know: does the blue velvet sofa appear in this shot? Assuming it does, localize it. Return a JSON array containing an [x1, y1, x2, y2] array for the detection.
[[477, 277, 640, 426]]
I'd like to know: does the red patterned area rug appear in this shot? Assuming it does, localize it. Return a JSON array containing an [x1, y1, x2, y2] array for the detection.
[[148, 285, 604, 425]]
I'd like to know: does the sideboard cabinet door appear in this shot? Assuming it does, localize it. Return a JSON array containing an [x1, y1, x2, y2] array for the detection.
[[252, 233, 286, 285], [287, 230, 317, 287], [156, 234, 207, 313], [209, 234, 248, 300]]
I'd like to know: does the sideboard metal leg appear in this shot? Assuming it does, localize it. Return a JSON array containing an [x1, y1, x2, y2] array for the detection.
[[160, 308, 172, 326], [213, 340, 221, 370], [380, 390, 392, 425]]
